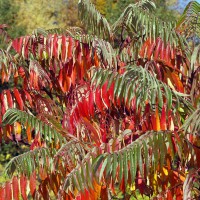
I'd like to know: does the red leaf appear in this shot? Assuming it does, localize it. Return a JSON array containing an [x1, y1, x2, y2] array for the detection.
[[23, 90, 33, 107], [93, 51, 99, 67], [12, 37, 23, 53], [75, 60, 84, 80], [61, 35, 67, 62], [68, 37, 73, 59], [0, 187, 5, 200], [165, 43, 171, 63], [171, 48, 176, 60], [154, 38, 162, 60], [58, 68, 63, 90], [53, 34, 58, 58], [47, 34, 53, 59], [18, 67, 25, 78], [0, 117, 2, 143], [30, 171, 36, 198], [102, 83, 110, 109], [88, 91, 94, 117], [160, 106, 167, 130], [23, 36, 30, 58], [67, 60, 73, 77], [160, 41, 165, 60], [5, 182, 12, 200], [82, 117, 101, 146], [175, 187, 182, 200], [139, 39, 150, 57], [18, 37, 23, 53], [0, 92, 6, 115], [6, 90, 13, 108], [71, 66, 76, 85], [1, 68, 6, 83], [12, 176, 19, 200], [119, 177, 125, 193], [78, 100, 88, 118], [167, 190, 173, 200], [13, 88, 24, 110], [95, 88, 104, 112], [82, 98, 89, 119], [12, 38, 19, 52], [147, 41, 156, 60], [20, 175, 28, 200]]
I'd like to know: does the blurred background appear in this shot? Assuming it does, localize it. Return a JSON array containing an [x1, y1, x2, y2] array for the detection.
[[0, 0, 198, 39]]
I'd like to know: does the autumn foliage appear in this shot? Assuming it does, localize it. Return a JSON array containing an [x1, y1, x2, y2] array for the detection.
[[0, 0, 200, 199]]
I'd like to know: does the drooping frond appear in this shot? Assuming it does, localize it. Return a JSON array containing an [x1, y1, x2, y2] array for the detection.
[[112, 0, 156, 32], [72, 34, 117, 68], [177, 1, 200, 40], [62, 131, 184, 196], [191, 44, 200, 71], [2, 109, 66, 144], [78, 0, 111, 40], [91, 65, 193, 112], [4, 147, 51, 177], [0, 49, 18, 81], [30, 27, 117, 68], [113, 1, 179, 44], [182, 106, 200, 134], [4, 139, 86, 178]]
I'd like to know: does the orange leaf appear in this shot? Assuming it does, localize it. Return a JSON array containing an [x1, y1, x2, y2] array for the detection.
[[171, 73, 184, 93], [26, 126, 32, 143], [94, 51, 99, 67], [12, 176, 19, 200], [30, 171, 36, 198], [20, 175, 28, 200], [152, 108, 160, 131]]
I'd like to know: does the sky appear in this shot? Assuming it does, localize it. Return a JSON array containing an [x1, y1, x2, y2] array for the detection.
[[175, 0, 200, 12]]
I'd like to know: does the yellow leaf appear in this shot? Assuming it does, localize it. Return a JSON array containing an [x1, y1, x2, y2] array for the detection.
[[163, 167, 169, 176], [14, 122, 21, 135]]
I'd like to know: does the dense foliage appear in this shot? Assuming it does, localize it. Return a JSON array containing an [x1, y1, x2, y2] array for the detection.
[[0, 0, 200, 199]]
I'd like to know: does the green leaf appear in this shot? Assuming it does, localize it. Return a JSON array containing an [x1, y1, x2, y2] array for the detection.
[[112, 153, 117, 181], [119, 153, 123, 183], [123, 151, 128, 185], [99, 157, 108, 183]]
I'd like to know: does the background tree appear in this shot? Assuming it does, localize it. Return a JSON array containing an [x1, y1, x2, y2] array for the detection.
[[0, 0, 25, 38], [14, 0, 81, 34]]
